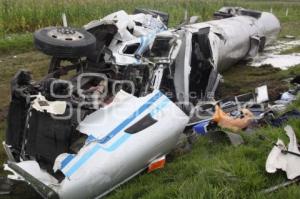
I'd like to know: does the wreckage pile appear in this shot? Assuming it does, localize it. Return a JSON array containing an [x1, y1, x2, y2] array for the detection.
[[191, 76, 300, 192], [193, 77, 300, 134], [1, 6, 299, 199]]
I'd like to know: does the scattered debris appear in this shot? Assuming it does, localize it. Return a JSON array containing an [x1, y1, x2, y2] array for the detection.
[[291, 75, 300, 85], [256, 85, 269, 104], [193, 119, 212, 135], [32, 93, 67, 115], [268, 84, 300, 113], [212, 105, 254, 132], [147, 156, 166, 173], [268, 109, 300, 127], [261, 177, 300, 194], [266, 125, 300, 180]]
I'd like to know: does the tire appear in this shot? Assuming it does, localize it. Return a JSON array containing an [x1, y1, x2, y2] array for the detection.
[[34, 26, 96, 58]]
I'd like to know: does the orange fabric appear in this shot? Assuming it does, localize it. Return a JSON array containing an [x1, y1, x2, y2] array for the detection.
[[147, 157, 166, 173], [213, 105, 254, 132]]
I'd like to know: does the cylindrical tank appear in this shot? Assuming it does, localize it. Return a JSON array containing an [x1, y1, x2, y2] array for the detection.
[[257, 12, 281, 45], [206, 10, 280, 71]]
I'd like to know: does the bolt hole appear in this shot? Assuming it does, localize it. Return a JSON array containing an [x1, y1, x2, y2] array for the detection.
[[52, 35, 57, 38]]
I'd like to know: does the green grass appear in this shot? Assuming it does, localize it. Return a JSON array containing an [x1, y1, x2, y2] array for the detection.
[[0, 33, 33, 55], [280, 45, 300, 54], [218, 64, 300, 100], [2, 0, 299, 34], [0, 51, 49, 110], [1, 0, 300, 54]]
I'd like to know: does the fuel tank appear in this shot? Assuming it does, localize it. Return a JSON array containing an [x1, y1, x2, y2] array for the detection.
[[190, 7, 280, 71]]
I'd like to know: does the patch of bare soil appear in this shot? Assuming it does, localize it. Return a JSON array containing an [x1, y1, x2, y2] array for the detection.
[[217, 64, 293, 100]]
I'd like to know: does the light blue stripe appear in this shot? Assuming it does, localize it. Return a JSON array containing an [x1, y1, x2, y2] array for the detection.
[[63, 93, 171, 174], [87, 91, 162, 144], [86, 134, 96, 143], [105, 133, 131, 152], [136, 36, 147, 54], [61, 154, 75, 170], [150, 97, 170, 117], [65, 144, 101, 177], [64, 133, 132, 177], [136, 33, 155, 55]]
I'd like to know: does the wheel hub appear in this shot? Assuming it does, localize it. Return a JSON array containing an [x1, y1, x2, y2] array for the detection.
[[48, 27, 85, 41]]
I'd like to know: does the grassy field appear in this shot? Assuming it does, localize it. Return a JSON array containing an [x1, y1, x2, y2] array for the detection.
[[0, 0, 300, 54], [2, 0, 298, 34], [0, 0, 300, 198]]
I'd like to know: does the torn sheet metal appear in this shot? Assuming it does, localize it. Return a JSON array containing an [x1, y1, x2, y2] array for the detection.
[[266, 125, 300, 180], [6, 161, 58, 185], [85, 10, 166, 66], [7, 90, 188, 199]]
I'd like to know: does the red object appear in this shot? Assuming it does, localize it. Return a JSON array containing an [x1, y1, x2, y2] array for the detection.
[[147, 156, 166, 173]]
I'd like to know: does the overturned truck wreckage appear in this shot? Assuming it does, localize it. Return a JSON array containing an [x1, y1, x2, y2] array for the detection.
[[3, 7, 280, 198]]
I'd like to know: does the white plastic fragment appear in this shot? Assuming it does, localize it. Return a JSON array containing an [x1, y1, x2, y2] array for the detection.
[[32, 93, 67, 115], [266, 125, 300, 180], [256, 85, 269, 103]]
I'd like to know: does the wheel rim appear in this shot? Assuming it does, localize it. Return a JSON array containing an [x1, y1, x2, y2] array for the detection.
[[47, 27, 85, 41]]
